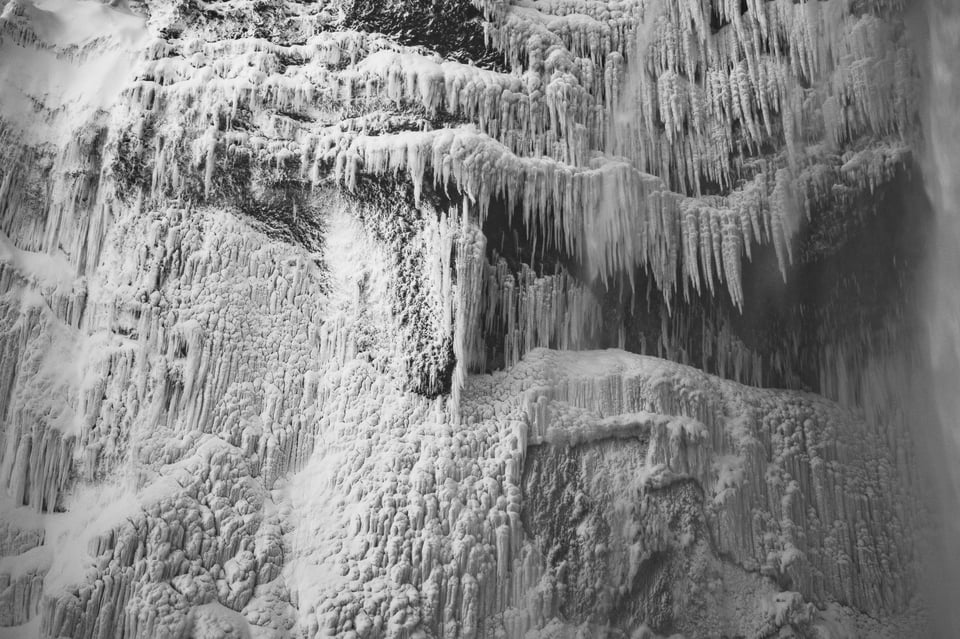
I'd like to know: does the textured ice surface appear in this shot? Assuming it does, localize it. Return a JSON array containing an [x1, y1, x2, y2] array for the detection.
[[0, 0, 930, 637]]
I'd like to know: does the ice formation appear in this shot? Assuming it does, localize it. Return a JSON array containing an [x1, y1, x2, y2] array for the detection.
[[0, 0, 935, 637]]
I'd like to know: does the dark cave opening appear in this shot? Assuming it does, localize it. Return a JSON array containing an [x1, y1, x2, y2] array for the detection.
[[475, 164, 931, 396]]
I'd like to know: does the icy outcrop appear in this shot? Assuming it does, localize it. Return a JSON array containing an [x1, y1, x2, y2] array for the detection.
[[0, 0, 930, 637], [275, 348, 920, 638], [517, 351, 916, 621]]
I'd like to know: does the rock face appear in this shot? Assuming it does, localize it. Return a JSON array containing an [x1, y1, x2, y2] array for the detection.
[[0, 0, 932, 637]]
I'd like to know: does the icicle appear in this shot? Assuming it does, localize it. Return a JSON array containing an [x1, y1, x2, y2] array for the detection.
[[699, 206, 715, 295], [721, 209, 744, 311], [452, 209, 486, 413], [681, 201, 701, 297], [771, 168, 799, 281]]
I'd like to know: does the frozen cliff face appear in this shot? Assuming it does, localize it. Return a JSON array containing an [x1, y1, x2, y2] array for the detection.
[[0, 0, 932, 637]]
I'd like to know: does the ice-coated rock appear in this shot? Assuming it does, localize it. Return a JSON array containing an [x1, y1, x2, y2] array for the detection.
[[0, 0, 930, 637]]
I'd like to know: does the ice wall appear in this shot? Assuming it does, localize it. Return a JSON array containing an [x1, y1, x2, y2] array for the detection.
[[0, 0, 933, 637]]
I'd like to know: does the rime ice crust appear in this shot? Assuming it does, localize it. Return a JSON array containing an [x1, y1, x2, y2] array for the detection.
[[508, 350, 918, 636], [0, 0, 926, 637]]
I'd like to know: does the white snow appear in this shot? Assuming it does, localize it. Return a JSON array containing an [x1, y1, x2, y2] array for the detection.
[[0, 0, 148, 144]]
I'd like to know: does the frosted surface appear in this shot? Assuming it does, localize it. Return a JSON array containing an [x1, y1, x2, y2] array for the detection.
[[0, 0, 939, 637]]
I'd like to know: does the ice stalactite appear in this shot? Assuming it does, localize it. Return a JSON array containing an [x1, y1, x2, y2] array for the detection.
[[643, 303, 766, 388], [481, 0, 917, 295], [326, 125, 765, 309], [0, 0, 903, 444], [95, 0, 917, 316], [481, 259, 602, 370], [453, 211, 487, 407]]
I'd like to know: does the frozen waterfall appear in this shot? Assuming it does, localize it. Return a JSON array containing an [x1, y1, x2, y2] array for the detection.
[[0, 0, 947, 636]]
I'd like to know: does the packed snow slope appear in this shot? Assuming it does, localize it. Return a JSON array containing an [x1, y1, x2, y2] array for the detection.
[[0, 0, 930, 637]]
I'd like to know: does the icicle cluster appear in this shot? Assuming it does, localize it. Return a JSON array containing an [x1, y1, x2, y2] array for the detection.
[[94, 0, 917, 314], [470, 0, 916, 293], [322, 125, 765, 308], [482, 258, 601, 370], [97, 0, 913, 316], [453, 212, 487, 406]]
